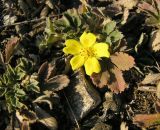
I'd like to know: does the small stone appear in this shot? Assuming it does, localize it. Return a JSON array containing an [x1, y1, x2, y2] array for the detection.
[[91, 122, 112, 130], [64, 70, 101, 121]]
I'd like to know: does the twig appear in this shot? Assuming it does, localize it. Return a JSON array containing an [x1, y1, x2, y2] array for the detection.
[[63, 91, 80, 129], [133, 66, 144, 76], [0, 14, 62, 29], [137, 86, 156, 92]]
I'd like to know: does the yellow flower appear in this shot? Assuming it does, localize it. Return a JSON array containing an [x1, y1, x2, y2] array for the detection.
[[63, 32, 110, 76]]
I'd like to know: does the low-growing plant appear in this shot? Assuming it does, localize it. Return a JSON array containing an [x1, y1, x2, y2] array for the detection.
[[0, 58, 37, 112], [41, 8, 135, 93]]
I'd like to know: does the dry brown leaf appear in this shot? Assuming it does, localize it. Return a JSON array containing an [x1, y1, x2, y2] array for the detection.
[[138, 2, 157, 15], [91, 63, 127, 93], [108, 66, 127, 93], [115, 0, 138, 9], [141, 73, 160, 85], [120, 122, 128, 130], [133, 114, 160, 128], [43, 75, 70, 92], [103, 92, 118, 112], [155, 99, 160, 113], [5, 37, 19, 63], [110, 52, 135, 71], [34, 104, 58, 130], [38, 62, 56, 81], [91, 70, 110, 88], [149, 30, 160, 52], [21, 120, 30, 130]]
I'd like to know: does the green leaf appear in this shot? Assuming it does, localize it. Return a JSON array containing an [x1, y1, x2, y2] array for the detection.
[[16, 58, 33, 74], [0, 87, 7, 97], [21, 74, 40, 93], [110, 30, 123, 42], [43, 75, 70, 92], [15, 88, 26, 97], [64, 9, 82, 28], [54, 15, 70, 28], [45, 17, 55, 35], [10, 96, 18, 107], [105, 37, 112, 44], [103, 21, 116, 34]]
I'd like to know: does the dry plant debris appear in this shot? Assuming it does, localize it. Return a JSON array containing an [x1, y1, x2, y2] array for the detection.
[[0, 0, 160, 130]]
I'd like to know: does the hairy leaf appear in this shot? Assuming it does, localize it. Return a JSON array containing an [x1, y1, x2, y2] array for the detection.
[[38, 62, 56, 82], [34, 104, 58, 130], [43, 75, 70, 92], [16, 110, 37, 124], [33, 94, 59, 109], [110, 52, 135, 71]]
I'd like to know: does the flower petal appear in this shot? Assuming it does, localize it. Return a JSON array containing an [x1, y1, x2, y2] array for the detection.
[[63, 39, 82, 55], [70, 55, 85, 70], [84, 57, 101, 76], [93, 43, 110, 58], [80, 32, 96, 47]]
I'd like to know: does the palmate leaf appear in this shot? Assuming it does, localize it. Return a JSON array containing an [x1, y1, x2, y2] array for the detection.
[[38, 62, 56, 82], [91, 61, 127, 93], [109, 30, 123, 43], [64, 9, 82, 28], [38, 62, 70, 93], [108, 66, 128, 93], [102, 21, 116, 35], [110, 52, 135, 71], [43, 75, 70, 92], [102, 20, 123, 44]]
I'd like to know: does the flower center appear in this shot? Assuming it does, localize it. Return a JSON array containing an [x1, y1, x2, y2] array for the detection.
[[80, 47, 95, 58]]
